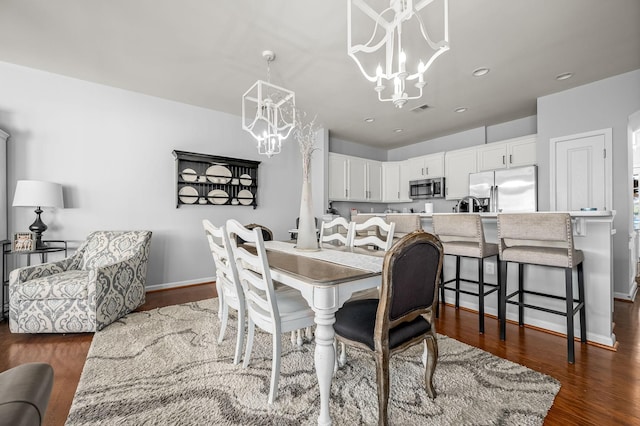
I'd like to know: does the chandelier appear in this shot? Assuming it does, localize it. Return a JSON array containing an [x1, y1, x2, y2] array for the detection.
[[347, 0, 450, 108], [242, 50, 296, 157]]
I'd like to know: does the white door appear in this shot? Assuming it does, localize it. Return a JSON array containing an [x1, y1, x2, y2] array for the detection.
[[551, 128, 612, 211]]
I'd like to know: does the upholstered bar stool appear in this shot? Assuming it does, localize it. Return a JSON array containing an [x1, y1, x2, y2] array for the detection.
[[386, 214, 422, 246], [497, 213, 586, 364], [431, 213, 500, 333]]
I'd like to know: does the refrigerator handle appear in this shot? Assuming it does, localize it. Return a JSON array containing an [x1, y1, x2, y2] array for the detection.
[[490, 186, 495, 212], [494, 185, 499, 212]]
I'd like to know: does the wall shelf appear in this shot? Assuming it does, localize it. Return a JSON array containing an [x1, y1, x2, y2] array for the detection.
[[172, 150, 261, 209]]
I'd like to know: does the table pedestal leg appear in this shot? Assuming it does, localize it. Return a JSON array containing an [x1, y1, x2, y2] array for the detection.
[[314, 311, 336, 426]]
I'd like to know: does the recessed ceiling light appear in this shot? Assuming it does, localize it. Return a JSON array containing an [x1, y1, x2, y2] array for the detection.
[[472, 67, 490, 77], [393, 128, 403, 133], [556, 72, 573, 81], [364, 117, 375, 123], [454, 107, 467, 113]]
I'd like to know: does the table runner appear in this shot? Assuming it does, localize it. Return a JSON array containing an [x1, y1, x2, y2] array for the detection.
[[263, 241, 383, 273]]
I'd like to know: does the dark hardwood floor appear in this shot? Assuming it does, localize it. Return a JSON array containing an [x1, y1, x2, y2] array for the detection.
[[1, 283, 638, 425]]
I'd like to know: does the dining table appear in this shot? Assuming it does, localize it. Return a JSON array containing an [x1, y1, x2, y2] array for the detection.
[[261, 241, 385, 426]]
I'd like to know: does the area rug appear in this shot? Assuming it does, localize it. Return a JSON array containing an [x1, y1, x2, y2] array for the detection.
[[66, 299, 560, 425]]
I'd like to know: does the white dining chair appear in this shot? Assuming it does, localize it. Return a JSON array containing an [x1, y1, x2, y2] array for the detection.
[[202, 219, 245, 365], [350, 216, 396, 251], [226, 219, 316, 404], [319, 217, 354, 247]]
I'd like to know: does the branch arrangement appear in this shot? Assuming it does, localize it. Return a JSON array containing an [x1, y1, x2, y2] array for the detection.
[[292, 108, 320, 182]]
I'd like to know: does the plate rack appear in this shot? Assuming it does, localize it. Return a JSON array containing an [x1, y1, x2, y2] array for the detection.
[[172, 150, 261, 209]]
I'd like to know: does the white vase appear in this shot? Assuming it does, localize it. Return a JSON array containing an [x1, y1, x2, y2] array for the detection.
[[297, 179, 319, 251]]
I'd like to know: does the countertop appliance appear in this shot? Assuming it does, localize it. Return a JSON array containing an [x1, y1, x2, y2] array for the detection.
[[469, 165, 537, 212], [409, 177, 444, 199]]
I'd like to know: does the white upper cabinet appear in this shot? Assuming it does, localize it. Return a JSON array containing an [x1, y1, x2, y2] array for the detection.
[[382, 161, 412, 202], [444, 147, 477, 200], [328, 153, 381, 202], [407, 152, 445, 180], [477, 135, 537, 171]]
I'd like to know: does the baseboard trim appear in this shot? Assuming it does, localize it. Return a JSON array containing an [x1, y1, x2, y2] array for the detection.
[[146, 277, 215, 293]]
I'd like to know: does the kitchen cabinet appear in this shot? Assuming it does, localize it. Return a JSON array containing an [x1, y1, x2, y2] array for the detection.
[[407, 152, 444, 180], [328, 153, 381, 202], [444, 147, 477, 200], [382, 161, 412, 202], [477, 135, 536, 171]]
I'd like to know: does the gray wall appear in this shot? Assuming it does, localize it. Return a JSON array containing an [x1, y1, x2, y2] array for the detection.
[[537, 69, 640, 298], [0, 61, 324, 289]]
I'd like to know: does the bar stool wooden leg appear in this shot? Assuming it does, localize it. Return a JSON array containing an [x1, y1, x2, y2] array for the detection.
[[455, 255, 461, 309], [518, 263, 525, 326], [499, 260, 508, 340], [578, 263, 587, 343], [565, 267, 575, 364], [478, 258, 485, 334]]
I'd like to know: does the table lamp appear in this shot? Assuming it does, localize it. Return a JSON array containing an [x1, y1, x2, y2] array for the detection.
[[12, 180, 64, 249]]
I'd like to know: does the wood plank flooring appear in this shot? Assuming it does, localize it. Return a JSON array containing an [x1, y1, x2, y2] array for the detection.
[[1, 283, 638, 425]]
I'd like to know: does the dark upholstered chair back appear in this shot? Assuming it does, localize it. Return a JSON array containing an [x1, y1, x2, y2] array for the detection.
[[379, 230, 443, 328]]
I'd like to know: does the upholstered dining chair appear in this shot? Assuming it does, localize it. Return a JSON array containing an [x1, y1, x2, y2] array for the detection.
[[203, 220, 245, 365], [350, 216, 396, 251], [9, 230, 152, 333], [226, 219, 316, 404], [236, 223, 273, 245], [319, 217, 354, 247], [333, 230, 444, 425]]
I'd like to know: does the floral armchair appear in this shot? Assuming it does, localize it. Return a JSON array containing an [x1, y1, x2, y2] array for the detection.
[[9, 231, 152, 333]]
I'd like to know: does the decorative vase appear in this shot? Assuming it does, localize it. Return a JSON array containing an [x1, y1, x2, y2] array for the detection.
[[296, 178, 319, 251]]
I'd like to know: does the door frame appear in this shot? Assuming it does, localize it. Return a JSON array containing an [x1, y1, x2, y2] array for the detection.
[[549, 128, 613, 211]]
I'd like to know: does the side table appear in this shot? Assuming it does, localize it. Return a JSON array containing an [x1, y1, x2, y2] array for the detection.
[[1, 240, 68, 320]]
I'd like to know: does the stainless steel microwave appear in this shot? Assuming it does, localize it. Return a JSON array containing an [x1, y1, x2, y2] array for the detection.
[[409, 177, 445, 199]]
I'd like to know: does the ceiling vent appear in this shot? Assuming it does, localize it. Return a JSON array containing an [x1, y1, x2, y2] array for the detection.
[[411, 104, 430, 112]]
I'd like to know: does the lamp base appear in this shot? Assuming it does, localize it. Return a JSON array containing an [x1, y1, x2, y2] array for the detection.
[[28, 207, 48, 250]]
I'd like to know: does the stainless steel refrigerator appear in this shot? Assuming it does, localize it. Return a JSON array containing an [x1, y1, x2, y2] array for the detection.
[[469, 165, 537, 212]]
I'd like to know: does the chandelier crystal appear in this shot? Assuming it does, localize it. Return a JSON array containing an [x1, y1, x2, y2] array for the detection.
[[347, 0, 449, 108], [242, 50, 296, 157]]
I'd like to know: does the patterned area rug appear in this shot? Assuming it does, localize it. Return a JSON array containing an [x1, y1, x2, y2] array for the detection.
[[66, 299, 560, 425]]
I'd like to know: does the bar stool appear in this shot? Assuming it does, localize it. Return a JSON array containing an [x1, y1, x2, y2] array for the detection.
[[432, 213, 500, 333], [386, 214, 421, 246], [497, 213, 586, 364]]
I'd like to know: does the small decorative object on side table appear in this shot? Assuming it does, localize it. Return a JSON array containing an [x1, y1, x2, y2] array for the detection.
[[12, 232, 35, 252]]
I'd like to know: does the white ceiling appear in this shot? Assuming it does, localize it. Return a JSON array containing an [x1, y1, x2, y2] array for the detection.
[[0, 0, 639, 149]]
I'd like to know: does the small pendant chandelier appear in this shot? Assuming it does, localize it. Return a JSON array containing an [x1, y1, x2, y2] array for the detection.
[[347, 0, 450, 108], [242, 50, 296, 157]]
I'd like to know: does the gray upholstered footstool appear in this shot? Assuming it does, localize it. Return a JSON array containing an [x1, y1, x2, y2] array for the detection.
[[0, 363, 54, 426]]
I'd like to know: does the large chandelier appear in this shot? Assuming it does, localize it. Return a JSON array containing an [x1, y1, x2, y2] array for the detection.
[[347, 0, 450, 108], [242, 50, 296, 157]]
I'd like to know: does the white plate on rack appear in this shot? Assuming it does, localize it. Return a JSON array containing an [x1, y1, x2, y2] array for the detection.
[[238, 189, 253, 205], [239, 174, 252, 186], [206, 165, 232, 184], [178, 186, 198, 204], [181, 168, 198, 182], [208, 189, 229, 205]]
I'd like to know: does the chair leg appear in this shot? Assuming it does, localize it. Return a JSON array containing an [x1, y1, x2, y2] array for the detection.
[[478, 258, 485, 334], [339, 342, 347, 367], [234, 302, 246, 365], [242, 318, 255, 369], [565, 267, 575, 364], [216, 282, 224, 320], [455, 255, 461, 309], [499, 260, 508, 341], [518, 263, 524, 327], [218, 302, 229, 344], [496, 255, 502, 322], [374, 351, 390, 426], [423, 335, 438, 399], [268, 332, 282, 404], [578, 263, 587, 343], [290, 331, 296, 346]]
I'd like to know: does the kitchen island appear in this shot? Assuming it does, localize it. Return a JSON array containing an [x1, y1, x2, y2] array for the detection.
[[357, 211, 617, 348]]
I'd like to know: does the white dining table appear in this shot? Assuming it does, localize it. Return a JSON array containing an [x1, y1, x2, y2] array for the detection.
[[261, 241, 384, 426]]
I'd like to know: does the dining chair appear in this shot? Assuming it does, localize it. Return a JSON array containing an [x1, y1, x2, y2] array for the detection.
[[236, 223, 273, 245], [350, 216, 396, 251], [202, 219, 245, 365], [333, 230, 444, 425], [226, 219, 316, 404], [319, 217, 354, 247]]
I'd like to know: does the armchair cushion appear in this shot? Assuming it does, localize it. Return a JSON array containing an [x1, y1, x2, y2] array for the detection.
[[12, 271, 89, 300]]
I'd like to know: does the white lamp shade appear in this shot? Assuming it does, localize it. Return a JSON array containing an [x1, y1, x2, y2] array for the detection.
[[12, 180, 64, 208]]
